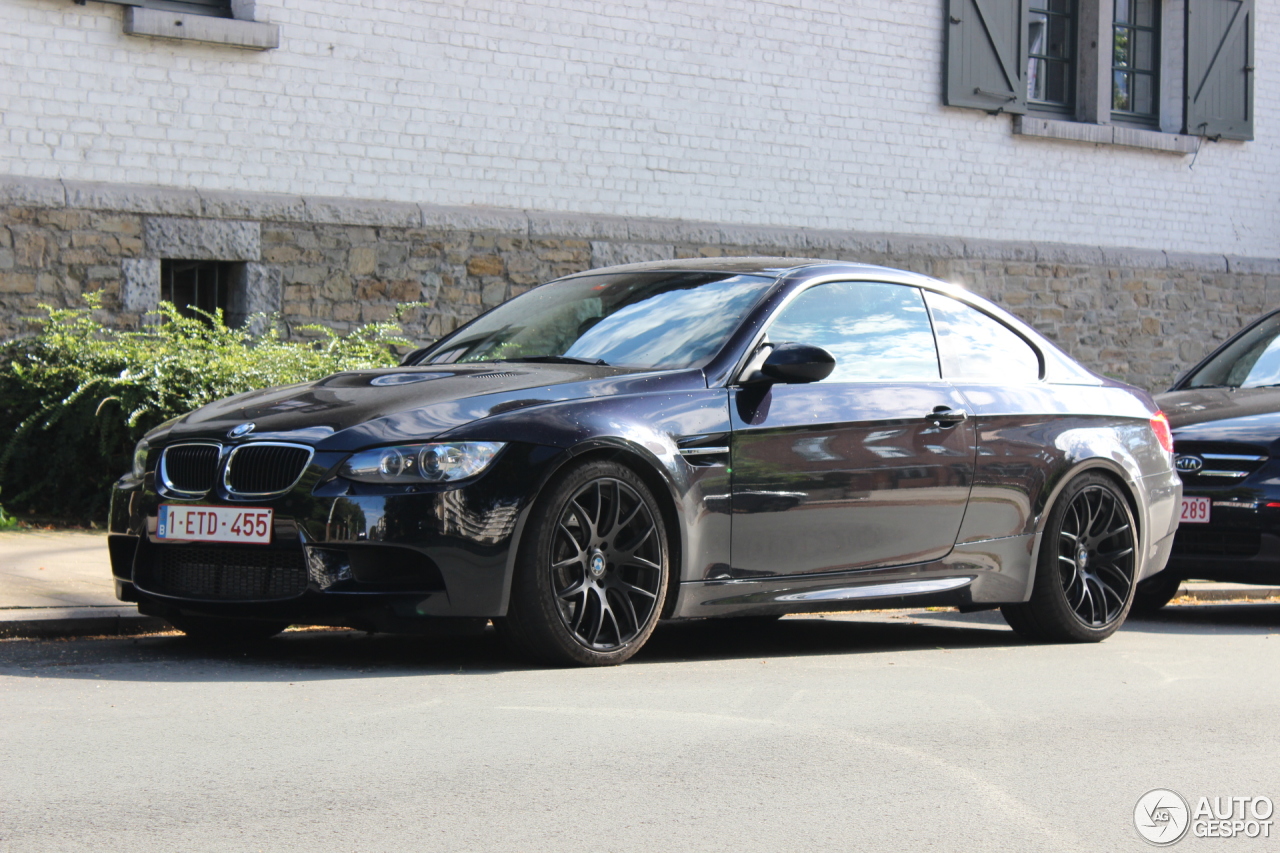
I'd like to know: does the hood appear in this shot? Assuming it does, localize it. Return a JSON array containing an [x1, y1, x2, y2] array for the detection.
[[1157, 387, 1280, 448], [154, 364, 707, 450]]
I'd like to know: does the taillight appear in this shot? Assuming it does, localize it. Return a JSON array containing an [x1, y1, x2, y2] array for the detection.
[[1150, 411, 1174, 454]]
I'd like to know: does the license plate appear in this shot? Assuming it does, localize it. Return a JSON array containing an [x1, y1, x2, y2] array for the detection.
[[158, 504, 273, 544], [1180, 496, 1211, 524]]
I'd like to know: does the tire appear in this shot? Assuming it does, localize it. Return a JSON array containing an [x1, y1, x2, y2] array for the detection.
[[1001, 472, 1139, 642], [497, 460, 670, 666], [1131, 569, 1182, 614], [168, 614, 290, 643]]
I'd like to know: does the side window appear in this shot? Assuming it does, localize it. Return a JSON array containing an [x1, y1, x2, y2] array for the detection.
[[766, 282, 940, 382], [925, 292, 1042, 382]]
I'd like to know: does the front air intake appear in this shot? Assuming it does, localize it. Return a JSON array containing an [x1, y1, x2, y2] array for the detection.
[[224, 443, 313, 497], [149, 546, 308, 600], [159, 443, 221, 496]]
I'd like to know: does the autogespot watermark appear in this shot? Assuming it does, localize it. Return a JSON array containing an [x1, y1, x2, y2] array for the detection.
[[1134, 789, 1274, 845]]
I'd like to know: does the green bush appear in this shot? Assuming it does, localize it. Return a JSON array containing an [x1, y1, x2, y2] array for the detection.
[[0, 296, 414, 524]]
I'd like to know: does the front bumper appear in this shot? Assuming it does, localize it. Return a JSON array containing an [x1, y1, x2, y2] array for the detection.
[[109, 443, 565, 628], [1166, 488, 1280, 584]]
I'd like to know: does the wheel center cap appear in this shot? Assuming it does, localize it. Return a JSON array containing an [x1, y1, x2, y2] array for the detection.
[[1077, 547, 1089, 569], [589, 551, 607, 578]]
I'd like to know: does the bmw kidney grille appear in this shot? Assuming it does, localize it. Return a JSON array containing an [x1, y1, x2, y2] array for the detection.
[[224, 443, 314, 496], [159, 443, 221, 496]]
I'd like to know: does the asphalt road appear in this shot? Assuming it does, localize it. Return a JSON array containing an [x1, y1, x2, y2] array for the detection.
[[1, 605, 1277, 853]]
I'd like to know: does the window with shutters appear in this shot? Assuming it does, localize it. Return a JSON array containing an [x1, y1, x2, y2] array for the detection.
[[945, 0, 1253, 142]]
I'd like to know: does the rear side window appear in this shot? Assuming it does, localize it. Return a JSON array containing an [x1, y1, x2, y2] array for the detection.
[[925, 292, 1041, 382], [766, 281, 940, 382]]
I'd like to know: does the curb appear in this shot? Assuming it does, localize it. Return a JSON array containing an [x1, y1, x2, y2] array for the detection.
[[1178, 585, 1280, 602], [0, 608, 170, 640]]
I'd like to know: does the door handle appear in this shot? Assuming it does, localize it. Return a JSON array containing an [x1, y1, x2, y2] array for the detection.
[[926, 406, 969, 427]]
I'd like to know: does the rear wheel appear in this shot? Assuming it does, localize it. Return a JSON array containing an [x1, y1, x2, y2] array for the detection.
[[1001, 473, 1138, 642], [498, 460, 669, 666], [168, 614, 289, 643]]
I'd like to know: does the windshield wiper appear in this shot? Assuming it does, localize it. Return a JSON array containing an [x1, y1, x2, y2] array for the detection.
[[497, 356, 610, 366]]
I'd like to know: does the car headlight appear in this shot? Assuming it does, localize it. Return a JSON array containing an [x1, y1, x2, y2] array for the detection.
[[340, 442, 505, 484], [131, 438, 150, 479]]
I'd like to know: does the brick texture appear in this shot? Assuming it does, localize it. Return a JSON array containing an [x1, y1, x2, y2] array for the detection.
[[0, 0, 1276, 258]]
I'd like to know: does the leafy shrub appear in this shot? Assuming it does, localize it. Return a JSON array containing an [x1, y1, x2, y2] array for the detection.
[[0, 296, 414, 523]]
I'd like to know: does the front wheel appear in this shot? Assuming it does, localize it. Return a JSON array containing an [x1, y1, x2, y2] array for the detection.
[[1001, 473, 1138, 642], [497, 460, 670, 666]]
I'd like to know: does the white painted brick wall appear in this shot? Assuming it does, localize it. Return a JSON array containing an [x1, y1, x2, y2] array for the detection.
[[0, 0, 1276, 256]]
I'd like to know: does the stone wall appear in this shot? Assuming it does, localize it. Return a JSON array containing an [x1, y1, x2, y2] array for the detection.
[[2, 177, 1277, 393]]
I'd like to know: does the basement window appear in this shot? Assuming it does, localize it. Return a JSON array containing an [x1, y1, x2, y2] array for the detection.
[[161, 260, 236, 323]]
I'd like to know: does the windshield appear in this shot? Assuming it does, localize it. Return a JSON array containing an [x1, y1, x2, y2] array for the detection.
[[414, 271, 776, 370], [1185, 313, 1280, 389]]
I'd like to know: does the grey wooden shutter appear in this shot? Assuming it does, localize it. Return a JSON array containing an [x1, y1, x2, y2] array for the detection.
[[1185, 0, 1254, 140], [945, 0, 1028, 114]]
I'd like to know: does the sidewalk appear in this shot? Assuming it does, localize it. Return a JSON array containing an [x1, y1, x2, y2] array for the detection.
[[0, 530, 168, 639], [1, 530, 1277, 640]]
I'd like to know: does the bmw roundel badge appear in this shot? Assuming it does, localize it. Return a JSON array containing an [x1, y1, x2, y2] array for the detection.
[[228, 422, 256, 439]]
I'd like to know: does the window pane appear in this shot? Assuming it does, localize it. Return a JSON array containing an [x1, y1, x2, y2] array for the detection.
[[1043, 60, 1070, 103], [766, 282, 940, 383], [1113, 71, 1131, 110], [1134, 30, 1154, 70], [1028, 57, 1047, 100], [1114, 0, 1131, 24], [925, 293, 1041, 382], [1047, 0, 1071, 12], [1113, 29, 1130, 66], [1134, 0, 1154, 27], [1046, 15, 1071, 58], [1132, 73, 1154, 115]]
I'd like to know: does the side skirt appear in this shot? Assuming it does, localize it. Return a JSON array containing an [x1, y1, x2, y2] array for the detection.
[[669, 534, 1035, 619]]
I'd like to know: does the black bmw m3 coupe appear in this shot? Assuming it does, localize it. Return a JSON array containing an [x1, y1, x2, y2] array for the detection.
[[109, 258, 1181, 665]]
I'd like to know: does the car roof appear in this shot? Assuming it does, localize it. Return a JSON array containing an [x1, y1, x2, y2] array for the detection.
[[557, 256, 902, 279]]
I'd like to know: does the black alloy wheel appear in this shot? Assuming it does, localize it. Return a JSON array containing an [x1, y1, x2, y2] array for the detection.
[[1002, 472, 1138, 642], [498, 460, 669, 666]]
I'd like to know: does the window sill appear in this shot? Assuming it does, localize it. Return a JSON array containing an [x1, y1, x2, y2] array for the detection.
[[1013, 116, 1199, 154], [123, 8, 279, 50]]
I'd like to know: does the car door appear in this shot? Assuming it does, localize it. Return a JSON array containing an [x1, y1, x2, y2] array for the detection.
[[728, 280, 977, 577]]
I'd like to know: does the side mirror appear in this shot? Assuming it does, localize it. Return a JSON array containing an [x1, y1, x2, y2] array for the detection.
[[743, 342, 836, 385]]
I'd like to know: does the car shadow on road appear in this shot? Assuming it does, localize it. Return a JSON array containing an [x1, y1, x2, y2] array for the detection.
[[5, 603, 1271, 681], [0, 610, 1024, 681], [1120, 601, 1280, 634]]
